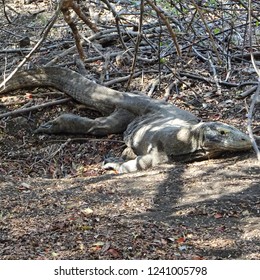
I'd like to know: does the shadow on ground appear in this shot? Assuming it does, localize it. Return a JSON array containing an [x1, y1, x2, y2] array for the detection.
[[0, 154, 259, 259]]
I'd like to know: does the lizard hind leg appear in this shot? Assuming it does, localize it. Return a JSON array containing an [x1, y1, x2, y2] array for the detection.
[[34, 113, 96, 134], [34, 109, 135, 136], [88, 108, 136, 136]]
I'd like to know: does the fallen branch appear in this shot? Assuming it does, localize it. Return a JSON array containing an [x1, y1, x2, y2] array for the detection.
[[0, 98, 71, 119], [233, 51, 260, 61], [179, 71, 240, 88], [0, 41, 74, 55], [238, 85, 257, 99], [103, 71, 143, 87], [47, 138, 125, 144]]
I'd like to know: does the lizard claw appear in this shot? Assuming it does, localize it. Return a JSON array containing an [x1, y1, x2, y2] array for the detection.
[[102, 156, 124, 171], [102, 162, 121, 171], [33, 122, 52, 134]]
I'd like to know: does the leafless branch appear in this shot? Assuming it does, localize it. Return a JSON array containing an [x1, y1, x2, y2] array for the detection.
[[0, 98, 71, 119], [247, 0, 260, 161], [0, 0, 63, 90], [145, 0, 181, 57]]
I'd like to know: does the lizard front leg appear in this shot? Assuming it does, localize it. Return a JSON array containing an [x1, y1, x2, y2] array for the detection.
[[103, 149, 169, 173]]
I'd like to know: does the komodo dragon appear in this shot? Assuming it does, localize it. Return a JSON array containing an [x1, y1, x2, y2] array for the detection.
[[0, 67, 252, 173]]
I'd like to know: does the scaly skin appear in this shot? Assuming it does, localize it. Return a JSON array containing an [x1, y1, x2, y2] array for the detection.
[[0, 67, 252, 172]]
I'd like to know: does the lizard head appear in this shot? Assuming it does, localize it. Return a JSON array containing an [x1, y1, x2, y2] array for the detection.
[[198, 122, 252, 156]]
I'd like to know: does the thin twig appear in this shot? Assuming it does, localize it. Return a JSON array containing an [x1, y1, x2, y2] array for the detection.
[[247, 80, 260, 161], [190, 0, 221, 64], [0, 98, 71, 119], [101, 0, 128, 50], [82, 35, 117, 74], [0, 0, 63, 90], [208, 53, 221, 95], [179, 71, 239, 88], [164, 80, 179, 101], [126, 0, 144, 90], [2, 0, 12, 23], [49, 138, 72, 158], [146, 0, 181, 57], [247, 0, 260, 161]]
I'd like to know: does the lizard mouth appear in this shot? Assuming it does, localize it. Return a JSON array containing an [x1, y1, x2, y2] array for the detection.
[[204, 137, 252, 151], [223, 133, 252, 150], [199, 121, 252, 152]]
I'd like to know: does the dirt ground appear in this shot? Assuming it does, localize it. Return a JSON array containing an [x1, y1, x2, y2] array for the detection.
[[0, 94, 259, 260], [0, 0, 260, 260], [0, 151, 259, 260]]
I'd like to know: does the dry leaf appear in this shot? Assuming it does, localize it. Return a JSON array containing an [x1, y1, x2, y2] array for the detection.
[[176, 237, 186, 243], [81, 208, 94, 216], [214, 213, 223, 219], [108, 248, 120, 258]]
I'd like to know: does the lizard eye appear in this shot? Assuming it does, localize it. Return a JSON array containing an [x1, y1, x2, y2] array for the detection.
[[219, 129, 229, 135]]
